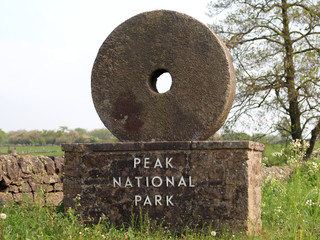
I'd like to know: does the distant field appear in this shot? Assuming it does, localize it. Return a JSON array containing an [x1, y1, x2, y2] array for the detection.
[[0, 145, 64, 157], [1, 141, 319, 160]]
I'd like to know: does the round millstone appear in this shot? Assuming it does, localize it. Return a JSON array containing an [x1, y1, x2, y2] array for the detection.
[[91, 10, 236, 141]]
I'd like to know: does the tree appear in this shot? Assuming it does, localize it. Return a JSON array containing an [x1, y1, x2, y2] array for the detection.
[[74, 128, 88, 135], [0, 129, 7, 144], [88, 128, 118, 142], [207, 0, 320, 158]]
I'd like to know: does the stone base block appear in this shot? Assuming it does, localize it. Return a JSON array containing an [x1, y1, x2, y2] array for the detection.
[[62, 141, 264, 234]]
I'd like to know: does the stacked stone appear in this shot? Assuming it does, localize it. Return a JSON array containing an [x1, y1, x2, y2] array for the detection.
[[0, 155, 64, 205]]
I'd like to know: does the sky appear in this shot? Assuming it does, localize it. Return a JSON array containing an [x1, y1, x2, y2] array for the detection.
[[0, 0, 213, 132]]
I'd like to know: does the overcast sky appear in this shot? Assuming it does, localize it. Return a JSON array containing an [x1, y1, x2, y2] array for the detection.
[[0, 0, 212, 132]]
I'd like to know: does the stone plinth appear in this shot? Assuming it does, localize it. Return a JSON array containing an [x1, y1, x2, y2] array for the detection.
[[62, 141, 263, 233]]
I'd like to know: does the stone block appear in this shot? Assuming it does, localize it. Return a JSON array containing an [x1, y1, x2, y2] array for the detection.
[[13, 192, 33, 202], [43, 185, 54, 193], [52, 157, 64, 174], [63, 141, 263, 234], [43, 175, 60, 184], [64, 178, 81, 196], [33, 192, 46, 205], [29, 156, 45, 174], [19, 182, 32, 192], [28, 180, 40, 192], [9, 185, 19, 193], [43, 157, 56, 175], [54, 183, 63, 191], [17, 156, 33, 176], [5, 156, 21, 181], [46, 192, 63, 206], [0, 192, 13, 203]]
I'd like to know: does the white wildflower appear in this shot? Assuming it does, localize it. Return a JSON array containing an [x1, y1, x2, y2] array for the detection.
[[211, 231, 217, 236], [0, 213, 6, 219], [274, 206, 282, 215], [271, 152, 282, 157], [306, 200, 313, 207]]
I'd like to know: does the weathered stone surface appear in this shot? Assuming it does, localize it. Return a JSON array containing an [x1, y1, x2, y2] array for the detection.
[[5, 155, 21, 181], [0, 192, 13, 203], [263, 166, 293, 181], [46, 192, 63, 206], [91, 10, 235, 141], [54, 183, 63, 191], [43, 157, 56, 175], [9, 185, 19, 193], [29, 156, 45, 174], [0, 155, 63, 206], [17, 156, 33, 177], [43, 175, 60, 184], [63, 141, 263, 233], [19, 182, 32, 193], [50, 156, 64, 174]]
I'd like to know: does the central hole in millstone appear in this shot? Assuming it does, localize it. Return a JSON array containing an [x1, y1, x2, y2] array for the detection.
[[150, 69, 172, 94]]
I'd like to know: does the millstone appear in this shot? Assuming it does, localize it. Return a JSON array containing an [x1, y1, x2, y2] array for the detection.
[[91, 10, 235, 141]]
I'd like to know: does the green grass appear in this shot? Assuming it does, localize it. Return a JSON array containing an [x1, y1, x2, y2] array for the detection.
[[261, 158, 320, 239], [0, 145, 64, 157], [263, 140, 320, 166]]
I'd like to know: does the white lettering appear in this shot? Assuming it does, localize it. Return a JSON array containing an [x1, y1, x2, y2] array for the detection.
[[189, 176, 195, 187], [146, 176, 149, 187], [133, 158, 141, 168], [135, 176, 142, 187], [178, 176, 187, 187], [135, 195, 142, 206], [143, 196, 152, 206], [166, 176, 175, 187], [124, 177, 133, 187], [113, 177, 121, 187], [154, 158, 163, 168], [166, 195, 174, 206], [144, 158, 150, 168], [166, 157, 173, 168], [151, 176, 163, 187], [155, 195, 162, 206]]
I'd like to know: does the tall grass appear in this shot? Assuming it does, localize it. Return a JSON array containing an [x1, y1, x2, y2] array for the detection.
[[262, 159, 320, 239]]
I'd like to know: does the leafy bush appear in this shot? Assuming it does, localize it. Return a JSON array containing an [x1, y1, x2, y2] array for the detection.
[[263, 139, 309, 166]]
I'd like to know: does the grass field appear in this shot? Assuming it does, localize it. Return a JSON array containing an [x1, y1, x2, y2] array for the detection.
[[0, 145, 64, 157]]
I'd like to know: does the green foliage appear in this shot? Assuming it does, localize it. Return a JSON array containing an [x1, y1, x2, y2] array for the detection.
[[88, 128, 118, 142], [0, 202, 232, 239], [221, 131, 251, 141], [263, 139, 310, 166], [2, 128, 118, 145], [207, 0, 320, 154], [262, 143, 287, 166], [0, 129, 8, 144], [262, 157, 320, 239]]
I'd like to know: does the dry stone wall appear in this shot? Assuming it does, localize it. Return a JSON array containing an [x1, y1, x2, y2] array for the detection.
[[0, 155, 64, 205]]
